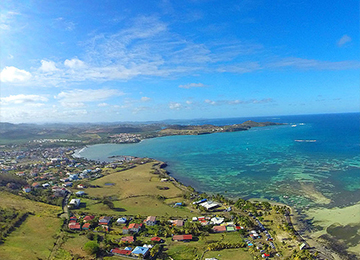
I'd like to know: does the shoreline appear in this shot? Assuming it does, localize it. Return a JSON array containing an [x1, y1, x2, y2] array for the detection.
[[72, 145, 357, 259]]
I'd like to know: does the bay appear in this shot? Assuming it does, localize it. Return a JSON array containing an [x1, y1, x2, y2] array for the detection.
[[77, 112, 360, 208]]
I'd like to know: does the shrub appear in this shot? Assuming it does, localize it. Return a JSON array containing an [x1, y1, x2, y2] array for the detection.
[[83, 241, 99, 255]]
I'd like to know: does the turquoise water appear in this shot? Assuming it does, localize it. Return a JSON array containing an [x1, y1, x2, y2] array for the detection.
[[77, 113, 360, 208]]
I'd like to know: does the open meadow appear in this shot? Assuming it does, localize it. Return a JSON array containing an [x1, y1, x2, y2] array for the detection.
[[0, 191, 62, 260], [75, 162, 197, 217]]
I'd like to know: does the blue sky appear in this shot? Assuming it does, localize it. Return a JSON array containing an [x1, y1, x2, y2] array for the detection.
[[1, 0, 359, 123]]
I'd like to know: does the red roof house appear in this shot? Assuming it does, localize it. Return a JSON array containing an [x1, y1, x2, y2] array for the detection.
[[83, 215, 95, 222], [82, 223, 91, 230], [68, 223, 81, 230], [150, 236, 163, 243], [111, 248, 132, 256], [121, 236, 134, 243], [212, 226, 226, 233], [173, 234, 193, 241]]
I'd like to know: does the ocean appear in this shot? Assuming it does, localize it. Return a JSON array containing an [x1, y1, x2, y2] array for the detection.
[[76, 112, 360, 209]]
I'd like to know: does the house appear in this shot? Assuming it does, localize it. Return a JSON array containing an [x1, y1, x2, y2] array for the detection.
[[226, 226, 236, 232], [199, 200, 219, 210], [172, 234, 193, 241], [122, 226, 129, 234], [60, 178, 70, 182], [150, 236, 163, 243], [76, 191, 85, 196], [83, 215, 95, 222], [42, 183, 50, 188], [82, 223, 91, 230], [128, 223, 142, 233], [116, 217, 127, 224], [212, 226, 226, 233], [300, 243, 307, 250], [172, 220, 184, 227], [69, 199, 81, 208], [23, 186, 31, 193], [121, 236, 134, 243], [68, 222, 81, 230], [131, 246, 149, 258], [210, 217, 224, 225], [32, 182, 40, 188], [68, 174, 78, 181], [62, 182, 73, 187], [77, 184, 86, 189], [99, 216, 112, 225], [111, 248, 132, 256], [144, 216, 156, 226], [193, 198, 207, 205]]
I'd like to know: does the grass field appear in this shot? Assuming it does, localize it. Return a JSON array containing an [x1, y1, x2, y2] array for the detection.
[[60, 233, 90, 258], [0, 215, 62, 260], [73, 162, 197, 217], [86, 163, 183, 199], [0, 191, 61, 215], [165, 232, 248, 260], [0, 191, 63, 260]]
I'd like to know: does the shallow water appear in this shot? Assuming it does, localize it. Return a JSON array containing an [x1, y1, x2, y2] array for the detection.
[[76, 113, 360, 209]]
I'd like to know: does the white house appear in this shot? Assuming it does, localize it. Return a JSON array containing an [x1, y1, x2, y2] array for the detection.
[[69, 199, 81, 208], [144, 216, 156, 226]]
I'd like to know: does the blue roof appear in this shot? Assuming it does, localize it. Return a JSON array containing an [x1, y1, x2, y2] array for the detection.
[[131, 246, 149, 255]]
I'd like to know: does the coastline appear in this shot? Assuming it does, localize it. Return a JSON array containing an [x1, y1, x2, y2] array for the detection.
[[73, 132, 360, 260]]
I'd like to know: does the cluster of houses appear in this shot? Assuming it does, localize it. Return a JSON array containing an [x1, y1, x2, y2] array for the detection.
[[68, 215, 111, 231], [111, 245, 153, 258]]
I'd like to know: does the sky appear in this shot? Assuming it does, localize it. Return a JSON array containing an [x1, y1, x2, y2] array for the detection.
[[0, 0, 359, 123]]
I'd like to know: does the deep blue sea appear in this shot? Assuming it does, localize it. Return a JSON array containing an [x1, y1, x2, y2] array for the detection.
[[77, 113, 360, 208]]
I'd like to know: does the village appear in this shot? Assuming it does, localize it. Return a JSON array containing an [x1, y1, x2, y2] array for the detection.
[[0, 144, 316, 260]]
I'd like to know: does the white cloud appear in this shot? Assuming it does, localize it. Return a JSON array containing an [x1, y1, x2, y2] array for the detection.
[[186, 100, 193, 105], [204, 99, 216, 105], [141, 96, 151, 102], [39, 60, 59, 72], [217, 62, 261, 73], [0, 94, 48, 105], [169, 102, 182, 110], [98, 103, 109, 107], [268, 57, 360, 70], [337, 35, 351, 47], [59, 102, 85, 108], [179, 83, 206, 89], [64, 58, 85, 69], [55, 88, 123, 104], [0, 66, 32, 82], [0, 11, 20, 30]]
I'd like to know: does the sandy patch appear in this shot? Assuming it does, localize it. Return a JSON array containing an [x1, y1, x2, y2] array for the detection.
[[299, 182, 331, 204]]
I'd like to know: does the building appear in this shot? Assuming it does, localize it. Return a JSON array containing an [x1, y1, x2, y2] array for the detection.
[[116, 217, 127, 224], [172, 219, 184, 227], [131, 246, 149, 258], [82, 223, 91, 230], [99, 216, 112, 225], [69, 199, 80, 208], [150, 236, 163, 243], [212, 226, 226, 233], [121, 236, 134, 243], [199, 200, 219, 210], [173, 234, 193, 241], [128, 223, 142, 233], [68, 222, 81, 230], [144, 216, 156, 226], [23, 186, 31, 193], [76, 191, 85, 196], [111, 248, 131, 256], [83, 215, 95, 222]]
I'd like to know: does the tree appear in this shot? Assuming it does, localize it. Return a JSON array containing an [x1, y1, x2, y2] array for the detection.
[[83, 241, 99, 255]]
